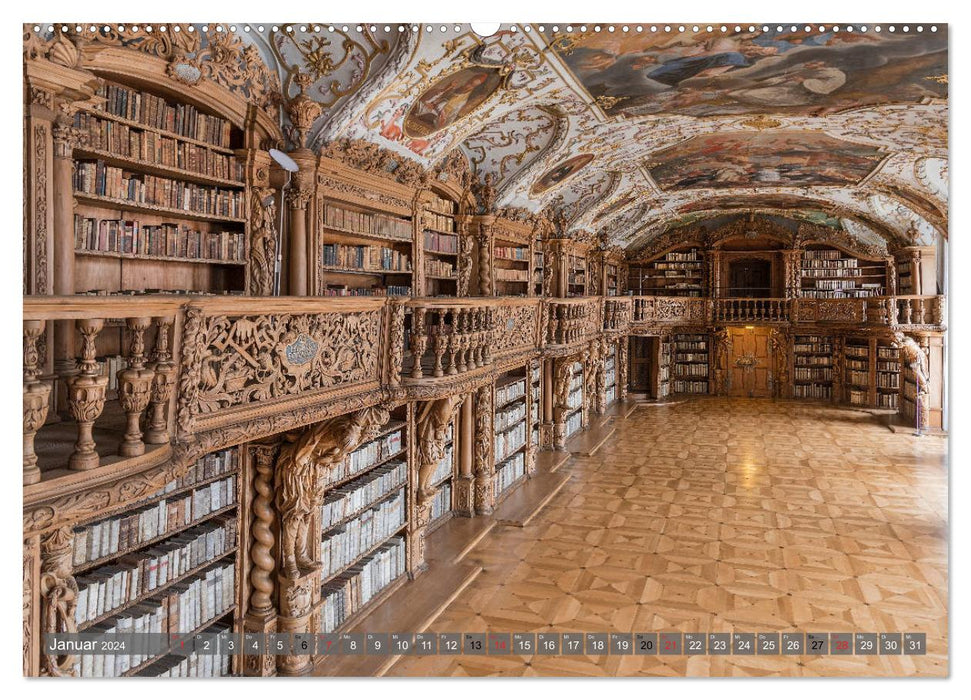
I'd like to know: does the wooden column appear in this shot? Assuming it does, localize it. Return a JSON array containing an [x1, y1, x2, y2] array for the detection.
[[454, 394, 475, 516], [472, 384, 495, 515], [286, 185, 311, 297], [541, 357, 555, 449], [243, 444, 279, 677]]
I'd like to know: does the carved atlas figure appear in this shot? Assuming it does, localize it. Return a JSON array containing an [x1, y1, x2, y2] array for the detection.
[[274, 405, 390, 579], [416, 395, 464, 505]]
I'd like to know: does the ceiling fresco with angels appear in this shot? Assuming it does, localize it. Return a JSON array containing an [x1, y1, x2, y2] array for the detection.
[[257, 23, 948, 251]]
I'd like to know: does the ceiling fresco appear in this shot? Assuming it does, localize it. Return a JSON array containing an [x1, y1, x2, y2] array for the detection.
[[645, 131, 887, 190], [549, 27, 947, 118], [72, 22, 943, 251]]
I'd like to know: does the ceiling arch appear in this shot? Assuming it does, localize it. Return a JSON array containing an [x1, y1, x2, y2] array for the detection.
[[263, 23, 947, 250]]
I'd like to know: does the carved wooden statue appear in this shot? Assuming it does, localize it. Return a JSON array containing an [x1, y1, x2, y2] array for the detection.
[[39, 528, 77, 677], [274, 405, 390, 579], [894, 331, 931, 427], [769, 329, 790, 398], [249, 187, 278, 296], [712, 327, 732, 396], [416, 395, 464, 504]]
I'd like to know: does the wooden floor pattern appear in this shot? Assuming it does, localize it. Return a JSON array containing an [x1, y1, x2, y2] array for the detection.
[[389, 398, 948, 677]]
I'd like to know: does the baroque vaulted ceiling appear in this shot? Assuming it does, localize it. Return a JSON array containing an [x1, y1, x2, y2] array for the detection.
[[87, 22, 950, 252]]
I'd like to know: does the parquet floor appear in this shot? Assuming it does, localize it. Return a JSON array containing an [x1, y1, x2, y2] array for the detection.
[[389, 398, 948, 677]]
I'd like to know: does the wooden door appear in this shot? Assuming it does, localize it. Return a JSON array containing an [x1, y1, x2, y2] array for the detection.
[[728, 259, 772, 298], [629, 336, 653, 393], [728, 326, 773, 397]]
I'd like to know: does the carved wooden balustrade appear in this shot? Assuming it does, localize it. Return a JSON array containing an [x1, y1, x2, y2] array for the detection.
[[603, 297, 633, 335], [545, 297, 603, 347], [714, 298, 791, 323], [23, 297, 183, 487], [895, 295, 947, 328], [631, 296, 710, 328], [403, 297, 543, 381]]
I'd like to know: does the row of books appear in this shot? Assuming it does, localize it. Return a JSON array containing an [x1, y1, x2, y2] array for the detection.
[[425, 259, 455, 277], [565, 409, 582, 438], [495, 451, 525, 499], [496, 402, 526, 433], [158, 449, 238, 495], [323, 427, 403, 487], [73, 562, 235, 678], [795, 368, 834, 381], [426, 194, 456, 216], [495, 421, 527, 463], [794, 384, 833, 400], [428, 446, 454, 487], [75, 215, 246, 262], [321, 242, 411, 272], [800, 288, 884, 299], [75, 516, 237, 627], [605, 368, 616, 388], [319, 537, 406, 633], [877, 360, 901, 372], [321, 285, 411, 297], [802, 249, 844, 260], [135, 628, 233, 678], [429, 482, 452, 523], [320, 460, 407, 532], [675, 353, 708, 363], [794, 355, 833, 366], [845, 344, 870, 358], [494, 245, 529, 261], [672, 380, 709, 394], [568, 385, 583, 411], [496, 268, 530, 282], [674, 363, 709, 378], [846, 359, 869, 372], [96, 82, 233, 148], [496, 378, 526, 407], [878, 373, 901, 389], [878, 346, 901, 359], [74, 112, 245, 182], [847, 389, 869, 406], [323, 204, 411, 241], [320, 492, 406, 578], [423, 230, 458, 254], [878, 393, 899, 409], [794, 338, 833, 353], [846, 370, 871, 386], [673, 343, 707, 352], [802, 266, 864, 277], [74, 161, 245, 218], [606, 384, 616, 404], [72, 475, 237, 567]]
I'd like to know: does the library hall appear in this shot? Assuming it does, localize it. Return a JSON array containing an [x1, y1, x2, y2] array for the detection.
[[21, 22, 948, 679]]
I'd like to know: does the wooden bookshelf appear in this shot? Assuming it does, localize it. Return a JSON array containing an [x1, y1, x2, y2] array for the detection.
[[427, 421, 456, 533], [605, 262, 620, 297], [68, 447, 241, 678], [317, 408, 410, 634], [604, 342, 618, 406], [564, 361, 584, 439], [533, 248, 545, 297], [657, 337, 672, 399], [671, 333, 709, 395], [530, 361, 541, 449], [844, 336, 872, 407], [422, 192, 460, 297], [630, 247, 705, 297], [317, 201, 414, 297], [494, 369, 529, 502], [897, 257, 915, 295], [71, 79, 249, 295], [800, 245, 887, 299], [567, 253, 587, 298], [793, 334, 835, 401], [876, 340, 901, 410], [493, 239, 532, 297]]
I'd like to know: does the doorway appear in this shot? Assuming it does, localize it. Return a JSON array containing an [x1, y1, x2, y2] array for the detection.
[[728, 259, 772, 298], [728, 326, 773, 397], [628, 337, 654, 395]]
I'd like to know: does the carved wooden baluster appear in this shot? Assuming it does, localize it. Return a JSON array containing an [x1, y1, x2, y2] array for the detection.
[[433, 310, 448, 377], [145, 317, 176, 444], [409, 307, 427, 379], [466, 309, 477, 369], [917, 298, 926, 325], [470, 309, 482, 368], [456, 309, 469, 374], [23, 320, 51, 485], [117, 317, 155, 457], [902, 299, 913, 324], [39, 527, 78, 677], [483, 309, 494, 365], [446, 310, 459, 376], [67, 318, 108, 471]]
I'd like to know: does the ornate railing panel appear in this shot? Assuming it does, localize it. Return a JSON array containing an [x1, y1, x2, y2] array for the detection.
[[632, 296, 709, 326], [545, 297, 603, 346], [713, 298, 791, 323], [603, 297, 633, 334]]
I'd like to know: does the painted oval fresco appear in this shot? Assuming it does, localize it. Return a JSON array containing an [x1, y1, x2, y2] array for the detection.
[[403, 66, 504, 139], [531, 153, 595, 195]]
